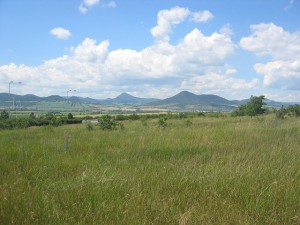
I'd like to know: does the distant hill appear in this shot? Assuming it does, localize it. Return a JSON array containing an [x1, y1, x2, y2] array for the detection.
[[101, 93, 159, 105], [0, 91, 297, 112], [43, 95, 65, 102], [0, 93, 65, 102], [146, 91, 236, 111], [150, 91, 232, 105]]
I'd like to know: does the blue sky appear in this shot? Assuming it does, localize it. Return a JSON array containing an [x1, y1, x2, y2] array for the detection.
[[0, 0, 300, 101]]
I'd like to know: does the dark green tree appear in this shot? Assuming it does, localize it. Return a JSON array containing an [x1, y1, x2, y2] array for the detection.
[[67, 113, 74, 119], [1, 110, 9, 120], [29, 112, 35, 119], [99, 115, 119, 130], [287, 104, 300, 117], [246, 95, 266, 116], [232, 95, 266, 117]]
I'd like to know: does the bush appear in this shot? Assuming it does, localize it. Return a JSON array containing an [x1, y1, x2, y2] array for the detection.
[[197, 112, 205, 117], [115, 114, 127, 121], [276, 106, 286, 119], [184, 120, 192, 127], [99, 115, 123, 130], [67, 113, 74, 119], [1, 110, 9, 120], [287, 104, 300, 117], [128, 113, 140, 120], [86, 122, 94, 131], [158, 117, 167, 128], [178, 112, 187, 119]]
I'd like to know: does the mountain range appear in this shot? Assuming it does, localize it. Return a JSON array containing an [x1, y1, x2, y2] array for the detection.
[[0, 91, 296, 112]]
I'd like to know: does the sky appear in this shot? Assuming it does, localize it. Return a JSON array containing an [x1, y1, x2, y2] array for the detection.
[[0, 0, 300, 101]]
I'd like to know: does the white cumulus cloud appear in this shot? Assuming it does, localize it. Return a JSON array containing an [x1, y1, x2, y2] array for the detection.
[[84, 0, 100, 6], [79, 0, 116, 13], [255, 60, 300, 90], [191, 10, 214, 23], [79, 4, 88, 14], [150, 7, 214, 42], [150, 6, 190, 42], [50, 27, 72, 40], [103, 1, 116, 8], [240, 23, 300, 90], [79, 0, 99, 14], [240, 23, 300, 60]]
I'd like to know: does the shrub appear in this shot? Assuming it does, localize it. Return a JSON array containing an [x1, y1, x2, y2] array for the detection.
[[115, 114, 127, 121], [50, 117, 62, 127], [86, 122, 94, 131], [128, 113, 140, 120], [0, 110, 9, 120], [197, 112, 205, 117], [98, 115, 124, 130], [184, 119, 192, 127], [178, 112, 187, 119], [287, 104, 300, 117], [158, 117, 167, 128], [276, 106, 286, 119], [67, 113, 74, 119]]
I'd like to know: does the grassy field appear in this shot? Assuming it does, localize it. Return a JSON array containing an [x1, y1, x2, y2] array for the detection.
[[0, 115, 299, 224]]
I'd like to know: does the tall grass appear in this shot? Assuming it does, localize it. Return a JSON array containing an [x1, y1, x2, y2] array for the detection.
[[0, 116, 299, 224]]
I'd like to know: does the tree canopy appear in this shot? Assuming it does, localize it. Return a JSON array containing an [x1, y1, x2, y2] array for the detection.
[[232, 95, 266, 117]]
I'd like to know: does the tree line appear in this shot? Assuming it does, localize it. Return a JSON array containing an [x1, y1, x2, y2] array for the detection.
[[0, 111, 82, 130], [231, 95, 300, 118]]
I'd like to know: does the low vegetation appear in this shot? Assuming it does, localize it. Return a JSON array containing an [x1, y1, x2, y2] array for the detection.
[[0, 113, 299, 224], [0, 111, 82, 129]]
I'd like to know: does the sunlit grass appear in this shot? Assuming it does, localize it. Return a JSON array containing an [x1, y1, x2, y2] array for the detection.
[[0, 116, 299, 224]]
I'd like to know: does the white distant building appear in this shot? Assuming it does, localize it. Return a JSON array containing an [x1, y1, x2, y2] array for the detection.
[[82, 119, 99, 124]]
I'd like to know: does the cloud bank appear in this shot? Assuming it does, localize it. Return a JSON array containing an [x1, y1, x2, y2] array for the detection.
[[1, 7, 299, 101]]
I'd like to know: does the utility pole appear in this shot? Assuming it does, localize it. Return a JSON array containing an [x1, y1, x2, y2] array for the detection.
[[66, 89, 76, 104], [8, 81, 22, 117]]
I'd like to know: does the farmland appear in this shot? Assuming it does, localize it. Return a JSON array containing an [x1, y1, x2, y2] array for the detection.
[[0, 115, 299, 224]]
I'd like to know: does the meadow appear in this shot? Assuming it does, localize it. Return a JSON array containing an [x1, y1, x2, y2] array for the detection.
[[0, 115, 299, 224]]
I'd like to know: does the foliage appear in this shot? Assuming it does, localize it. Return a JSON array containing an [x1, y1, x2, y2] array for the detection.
[[247, 95, 266, 116], [158, 116, 167, 128], [276, 106, 286, 119], [197, 112, 205, 117], [0, 117, 30, 129], [128, 113, 140, 120], [49, 117, 62, 127], [29, 112, 35, 120], [67, 113, 74, 119], [45, 112, 56, 120], [232, 95, 266, 117], [184, 119, 192, 127], [178, 112, 187, 119], [115, 114, 127, 121], [86, 122, 94, 131], [0, 110, 9, 120], [275, 104, 300, 119], [98, 114, 123, 130], [287, 104, 300, 117]]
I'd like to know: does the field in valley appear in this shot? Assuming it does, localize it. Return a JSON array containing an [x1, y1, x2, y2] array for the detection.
[[0, 115, 299, 224]]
